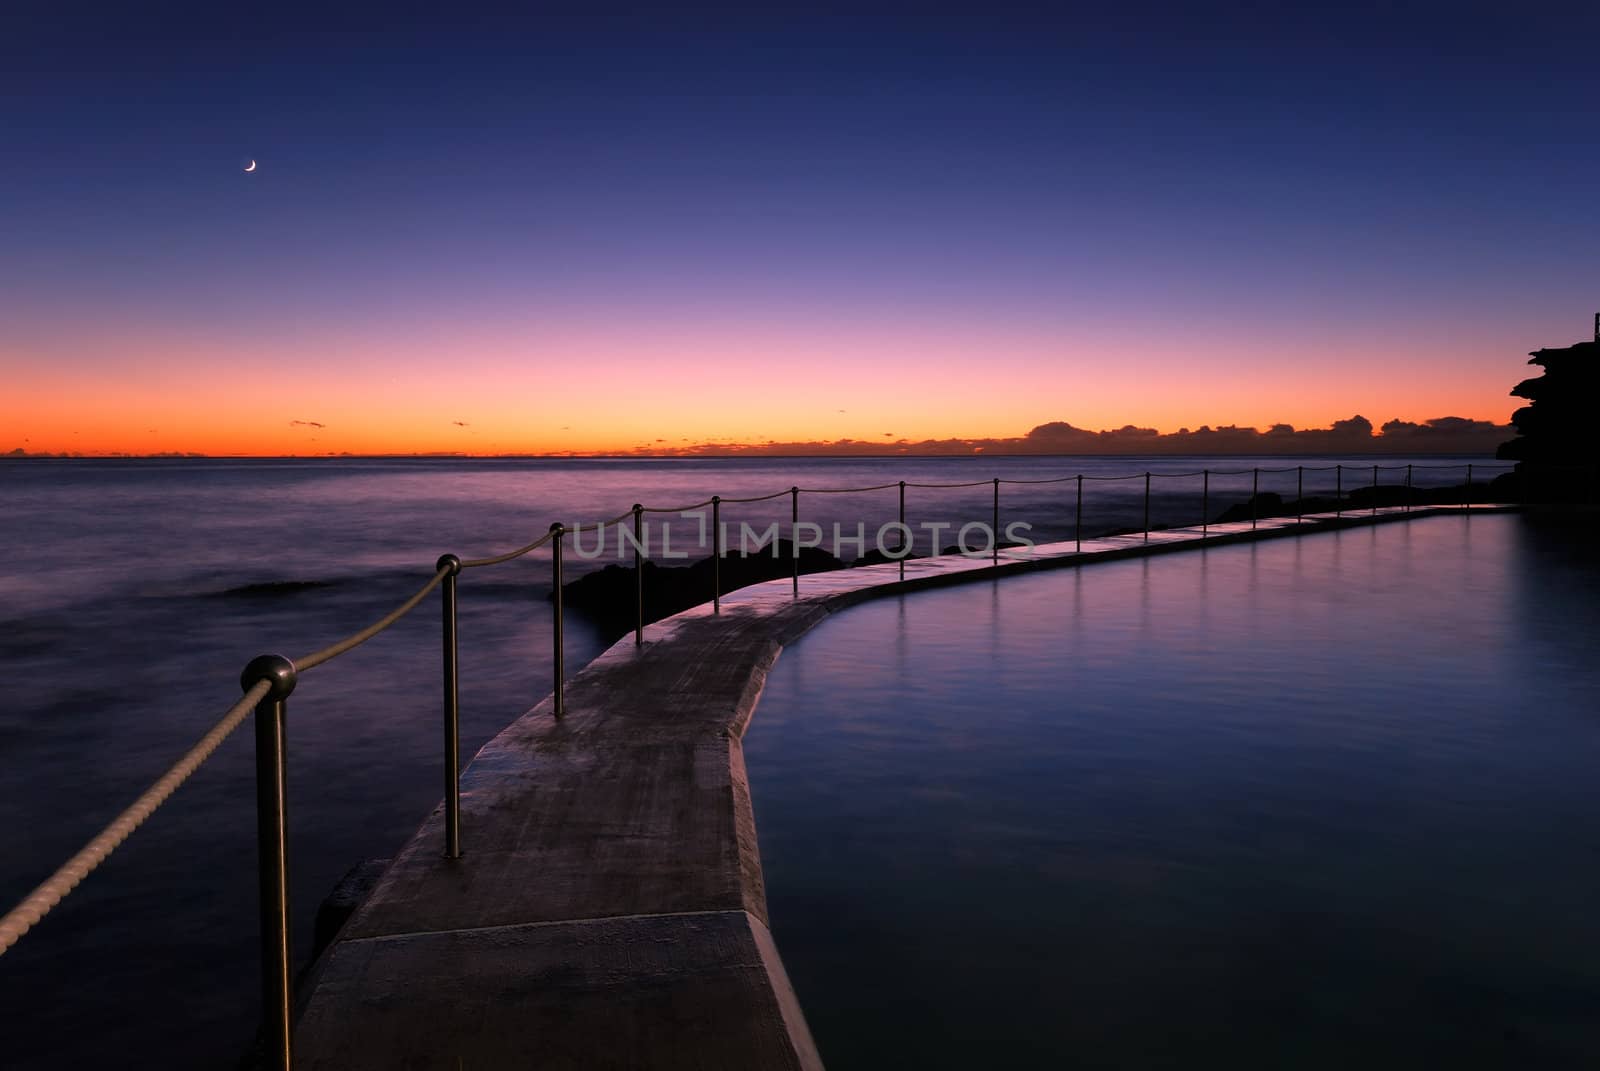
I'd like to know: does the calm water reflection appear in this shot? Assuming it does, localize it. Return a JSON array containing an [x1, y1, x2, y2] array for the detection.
[[745, 515, 1600, 1069]]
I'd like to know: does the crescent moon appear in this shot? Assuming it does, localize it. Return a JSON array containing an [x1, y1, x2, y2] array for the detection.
[[244, 159, 257, 172]]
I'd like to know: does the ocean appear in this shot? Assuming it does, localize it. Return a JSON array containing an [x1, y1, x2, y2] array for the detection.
[[0, 454, 1509, 1068]]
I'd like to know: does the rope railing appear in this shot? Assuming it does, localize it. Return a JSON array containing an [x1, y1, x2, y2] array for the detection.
[[798, 481, 904, 493], [992, 474, 1080, 485], [1, 453, 1540, 1070], [460, 528, 556, 568], [713, 489, 794, 505], [296, 566, 450, 671], [641, 497, 717, 514]]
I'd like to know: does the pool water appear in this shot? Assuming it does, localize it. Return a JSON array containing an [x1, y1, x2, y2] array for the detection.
[[744, 514, 1600, 1069]]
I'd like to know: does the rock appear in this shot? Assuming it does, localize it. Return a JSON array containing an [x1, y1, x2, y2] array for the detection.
[[558, 540, 845, 642], [1334, 484, 1421, 509], [312, 859, 390, 963], [851, 547, 915, 567], [1210, 479, 1517, 525], [937, 540, 1030, 556], [1497, 337, 1600, 498], [1213, 492, 1285, 524]]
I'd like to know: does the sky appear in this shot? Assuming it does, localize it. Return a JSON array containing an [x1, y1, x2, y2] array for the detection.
[[2, 3, 1596, 456]]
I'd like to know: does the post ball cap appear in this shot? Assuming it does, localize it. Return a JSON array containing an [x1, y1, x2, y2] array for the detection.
[[241, 654, 298, 699]]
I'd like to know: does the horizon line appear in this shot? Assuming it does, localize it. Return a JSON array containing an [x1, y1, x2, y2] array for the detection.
[[4, 449, 1511, 461]]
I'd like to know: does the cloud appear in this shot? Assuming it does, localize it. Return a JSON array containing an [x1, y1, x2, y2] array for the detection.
[[622, 414, 1512, 458], [289, 420, 325, 429], [1331, 415, 1375, 439], [452, 420, 470, 427], [1370, 416, 1522, 455]]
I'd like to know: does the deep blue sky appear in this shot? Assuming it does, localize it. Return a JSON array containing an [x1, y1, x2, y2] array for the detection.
[[4, 4, 1596, 453]]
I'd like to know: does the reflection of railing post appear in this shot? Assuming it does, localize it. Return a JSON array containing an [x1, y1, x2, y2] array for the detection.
[[711, 496, 721, 613], [791, 487, 799, 596], [1405, 465, 1412, 512], [436, 555, 463, 860], [1296, 466, 1303, 524], [1202, 469, 1209, 535], [1336, 464, 1343, 518], [1465, 464, 1472, 510], [1075, 474, 1083, 552], [992, 478, 1000, 563], [1251, 468, 1259, 530], [1143, 472, 1150, 543], [242, 653, 298, 1071], [898, 481, 906, 579], [632, 505, 644, 646], [550, 523, 564, 718]]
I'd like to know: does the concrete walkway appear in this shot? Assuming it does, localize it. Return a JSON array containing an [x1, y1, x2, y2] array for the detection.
[[291, 504, 1514, 1069]]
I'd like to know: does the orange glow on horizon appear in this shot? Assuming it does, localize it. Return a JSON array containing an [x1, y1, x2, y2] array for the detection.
[[2, 318, 1525, 457]]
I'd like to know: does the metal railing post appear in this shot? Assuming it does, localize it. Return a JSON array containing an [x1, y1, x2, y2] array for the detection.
[[1251, 468, 1259, 530], [898, 481, 906, 579], [1202, 469, 1209, 534], [1296, 465, 1303, 523], [1336, 464, 1343, 518], [992, 478, 1000, 563], [551, 523, 564, 718], [1143, 472, 1150, 543], [1075, 474, 1083, 552], [242, 654, 298, 1071], [1371, 464, 1379, 515], [711, 495, 721, 613], [1465, 464, 1472, 510], [436, 555, 463, 860], [632, 505, 644, 645], [791, 487, 799, 596], [1405, 465, 1412, 512]]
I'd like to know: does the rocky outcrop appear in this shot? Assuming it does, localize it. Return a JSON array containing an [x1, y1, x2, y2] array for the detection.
[[559, 540, 845, 642], [561, 539, 1034, 642], [1496, 337, 1600, 501], [1212, 482, 1506, 525]]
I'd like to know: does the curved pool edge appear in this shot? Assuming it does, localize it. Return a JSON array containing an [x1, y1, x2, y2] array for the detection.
[[290, 504, 1516, 1069]]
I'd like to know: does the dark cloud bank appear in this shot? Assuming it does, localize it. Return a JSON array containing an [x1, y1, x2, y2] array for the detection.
[[633, 415, 1510, 457]]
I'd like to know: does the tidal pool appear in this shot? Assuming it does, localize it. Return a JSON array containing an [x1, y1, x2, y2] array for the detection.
[[744, 514, 1600, 1069]]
